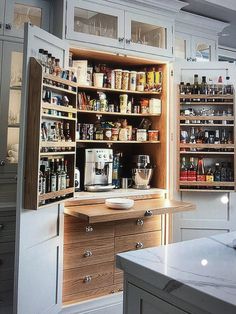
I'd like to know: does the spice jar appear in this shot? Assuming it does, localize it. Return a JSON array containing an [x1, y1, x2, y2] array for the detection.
[[119, 94, 128, 114], [129, 71, 137, 91], [104, 128, 112, 140], [147, 68, 155, 90], [148, 130, 159, 141], [114, 69, 122, 89], [95, 130, 103, 140], [121, 70, 129, 90], [136, 129, 147, 141], [140, 99, 149, 114], [136, 72, 146, 91], [111, 128, 119, 141]]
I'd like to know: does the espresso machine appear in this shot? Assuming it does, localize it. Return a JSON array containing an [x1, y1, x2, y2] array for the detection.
[[84, 148, 115, 192]]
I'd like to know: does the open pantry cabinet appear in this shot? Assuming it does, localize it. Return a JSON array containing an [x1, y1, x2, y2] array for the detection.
[[171, 61, 236, 243]]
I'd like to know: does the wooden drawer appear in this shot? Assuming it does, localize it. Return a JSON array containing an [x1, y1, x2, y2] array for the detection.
[[63, 283, 123, 304], [64, 215, 114, 244], [115, 216, 161, 237], [64, 237, 114, 269], [0, 215, 15, 243], [63, 262, 114, 297], [0, 253, 15, 281], [115, 231, 161, 254]]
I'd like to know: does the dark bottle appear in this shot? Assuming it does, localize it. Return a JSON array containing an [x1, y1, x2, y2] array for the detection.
[[60, 158, 67, 190], [204, 130, 210, 144], [226, 162, 234, 182], [55, 158, 62, 192], [187, 157, 196, 181], [43, 50, 48, 73], [64, 123, 72, 142], [112, 153, 121, 188], [220, 162, 227, 182], [180, 157, 188, 181], [214, 163, 221, 181], [196, 158, 205, 181], [201, 76, 207, 95], [214, 129, 220, 144], [180, 82, 185, 95], [65, 160, 70, 188], [193, 74, 199, 94], [40, 165, 46, 195], [225, 76, 233, 95], [50, 159, 57, 196], [38, 48, 44, 65], [185, 83, 192, 95]]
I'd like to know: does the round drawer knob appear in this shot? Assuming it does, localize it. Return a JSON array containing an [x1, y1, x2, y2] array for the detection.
[[85, 226, 93, 232], [145, 210, 153, 217], [136, 242, 144, 249], [83, 275, 92, 283], [136, 219, 144, 226], [84, 250, 93, 258]]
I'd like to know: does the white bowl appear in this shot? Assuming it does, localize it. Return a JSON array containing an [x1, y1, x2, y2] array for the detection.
[[105, 198, 134, 210]]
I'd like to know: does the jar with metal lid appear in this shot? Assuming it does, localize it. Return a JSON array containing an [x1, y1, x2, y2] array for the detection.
[[136, 129, 147, 141]]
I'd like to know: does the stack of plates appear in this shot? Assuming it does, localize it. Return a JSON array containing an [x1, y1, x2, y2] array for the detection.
[[105, 198, 134, 210]]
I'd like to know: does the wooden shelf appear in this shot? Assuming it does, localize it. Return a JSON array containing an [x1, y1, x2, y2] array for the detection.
[[180, 151, 234, 155], [179, 94, 234, 100], [8, 123, 20, 128], [10, 86, 22, 91], [78, 84, 161, 95], [40, 151, 75, 156], [42, 102, 77, 114], [43, 83, 77, 95], [180, 123, 234, 127], [77, 109, 161, 117], [39, 187, 75, 202], [180, 189, 234, 193], [41, 141, 76, 148], [180, 116, 234, 121], [43, 73, 77, 87], [180, 102, 234, 105], [77, 140, 160, 144], [42, 113, 76, 121], [179, 143, 234, 149], [179, 181, 235, 187]]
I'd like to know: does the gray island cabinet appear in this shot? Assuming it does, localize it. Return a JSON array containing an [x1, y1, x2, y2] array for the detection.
[[117, 232, 236, 314]]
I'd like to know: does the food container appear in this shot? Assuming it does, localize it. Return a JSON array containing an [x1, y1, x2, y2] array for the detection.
[[111, 128, 119, 141], [119, 94, 128, 113], [129, 71, 137, 91], [119, 128, 128, 141], [127, 125, 132, 140], [95, 130, 103, 140], [108, 104, 115, 112], [136, 72, 146, 91], [104, 128, 112, 140], [147, 69, 155, 90], [93, 73, 104, 88], [132, 128, 137, 140], [149, 98, 161, 115], [111, 70, 115, 89], [140, 99, 149, 114], [136, 129, 147, 141], [121, 70, 129, 90], [148, 130, 159, 141], [114, 69, 122, 89]]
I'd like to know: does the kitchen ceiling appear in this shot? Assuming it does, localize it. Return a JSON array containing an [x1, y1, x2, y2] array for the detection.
[[181, 0, 236, 49]]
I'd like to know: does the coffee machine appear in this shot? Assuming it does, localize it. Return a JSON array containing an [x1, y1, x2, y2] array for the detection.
[[84, 148, 115, 192]]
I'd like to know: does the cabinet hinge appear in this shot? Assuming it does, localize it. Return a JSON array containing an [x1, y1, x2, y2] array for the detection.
[[172, 46, 174, 55], [171, 70, 174, 77]]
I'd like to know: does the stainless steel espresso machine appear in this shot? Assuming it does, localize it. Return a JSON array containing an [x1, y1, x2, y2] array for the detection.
[[84, 148, 115, 192]]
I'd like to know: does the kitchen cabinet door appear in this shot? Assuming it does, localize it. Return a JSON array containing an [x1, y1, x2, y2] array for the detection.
[[15, 24, 68, 314], [125, 12, 173, 58], [0, 41, 23, 179], [66, 0, 125, 49], [192, 36, 217, 62], [4, 0, 50, 38], [0, 1, 4, 35], [175, 32, 192, 61]]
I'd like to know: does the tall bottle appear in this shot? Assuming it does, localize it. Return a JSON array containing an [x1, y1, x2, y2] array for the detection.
[[60, 158, 67, 191], [196, 158, 205, 181], [65, 123, 72, 142], [201, 76, 207, 95], [193, 74, 199, 94], [214, 162, 221, 189], [50, 159, 57, 196], [187, 157, 196, 181], [55, 158, 62, 191], [180, 157, 188, 181], [220, 162, 227, 182], [65, 160, 70, 188]]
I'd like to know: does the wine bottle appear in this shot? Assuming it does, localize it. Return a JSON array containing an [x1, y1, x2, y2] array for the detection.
[[196, 158, 205, 181]]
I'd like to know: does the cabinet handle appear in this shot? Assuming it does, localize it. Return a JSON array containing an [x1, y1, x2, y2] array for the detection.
[[5, 23, 12, 30], [83, 275, 92, 283], [118, 37, 124, 42], [83, 250, 93, 258], [0, 160, 5, 166], [136, 219, 144, 226], [145, 210, 153, 217], [126, 39, 131, 44], [85, 226, 93, 232], [0, 22, 2, 29], [0, 224, 4, 230], [136, 242, 144, 249]]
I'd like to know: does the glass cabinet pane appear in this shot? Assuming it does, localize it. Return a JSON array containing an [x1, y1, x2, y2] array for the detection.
[[6, 51, 23, 165], [175, 37, 186, 59], [195, 43, 211, 62], [131, 21, 166, 49], [13, 3, 42, 30], [74, 7, 118, 39]]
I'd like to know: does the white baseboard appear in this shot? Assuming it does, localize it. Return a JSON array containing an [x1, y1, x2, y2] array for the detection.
[[60, 293, 123, 314]]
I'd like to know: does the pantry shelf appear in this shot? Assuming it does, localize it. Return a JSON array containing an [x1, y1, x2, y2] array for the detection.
[[43, 73, 78, 87], [42, 113, 77, 121], [179, 181, 235, 187], [180, 123, 234, 127], [43, 83, 77, 95], [179, 94, 234, 100], [179, 102, 234, 105], [38, 187, 75, 202], [76, 140, 161, 144], [180, 116, 234, 121], [77, 109, 161, 117], [179, 151, 234, 155], [179, 189, 234, 193], [42, 102, 77, 114]]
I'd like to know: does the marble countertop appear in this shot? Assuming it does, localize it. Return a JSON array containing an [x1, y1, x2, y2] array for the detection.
[[117, 232, 236, 314]]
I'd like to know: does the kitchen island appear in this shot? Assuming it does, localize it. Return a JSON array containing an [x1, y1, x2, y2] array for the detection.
[[117, 231, 236, 314]]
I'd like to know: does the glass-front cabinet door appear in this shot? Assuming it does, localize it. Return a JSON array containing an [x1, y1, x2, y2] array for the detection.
[[125, 12, 173, 57], [175, 32, 192, 60], [0, 41, 23, 175], [192, 37, 216, 62], [66, 0, 125, 48], [4, 0, 50, 38]]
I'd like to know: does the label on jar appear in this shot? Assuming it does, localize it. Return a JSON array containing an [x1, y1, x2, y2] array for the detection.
[[197, 175, 205, 181], [206, 175, 214, 182]]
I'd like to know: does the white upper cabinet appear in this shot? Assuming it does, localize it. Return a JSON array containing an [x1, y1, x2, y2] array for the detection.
[[125, 12, 173, 57], [66, 0, 125, 48], [193, 36, 216, 62], [1, 0, 51, 38], [65, 0, 181, 58]]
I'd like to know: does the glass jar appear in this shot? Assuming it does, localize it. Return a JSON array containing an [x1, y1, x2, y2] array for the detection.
[[136, 72, 146, 91], [129, 71, 137, 91], [114, 69, 122, 89], [121, 70, 129, 90], [104, 128, 112, 140], [148, 130, 159, 141], [136, 129, 147, 141]]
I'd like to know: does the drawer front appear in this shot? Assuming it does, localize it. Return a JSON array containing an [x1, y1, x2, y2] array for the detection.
[[63, 283, 123, 304], [115, 216, 161, 237], [0, 215, 15, 243], [64, 237, 114, 269], [63, 262, 114, 296], [115, 231, 161, 254], [0, 253, 15, 281], [64, 215, 114, 244]]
